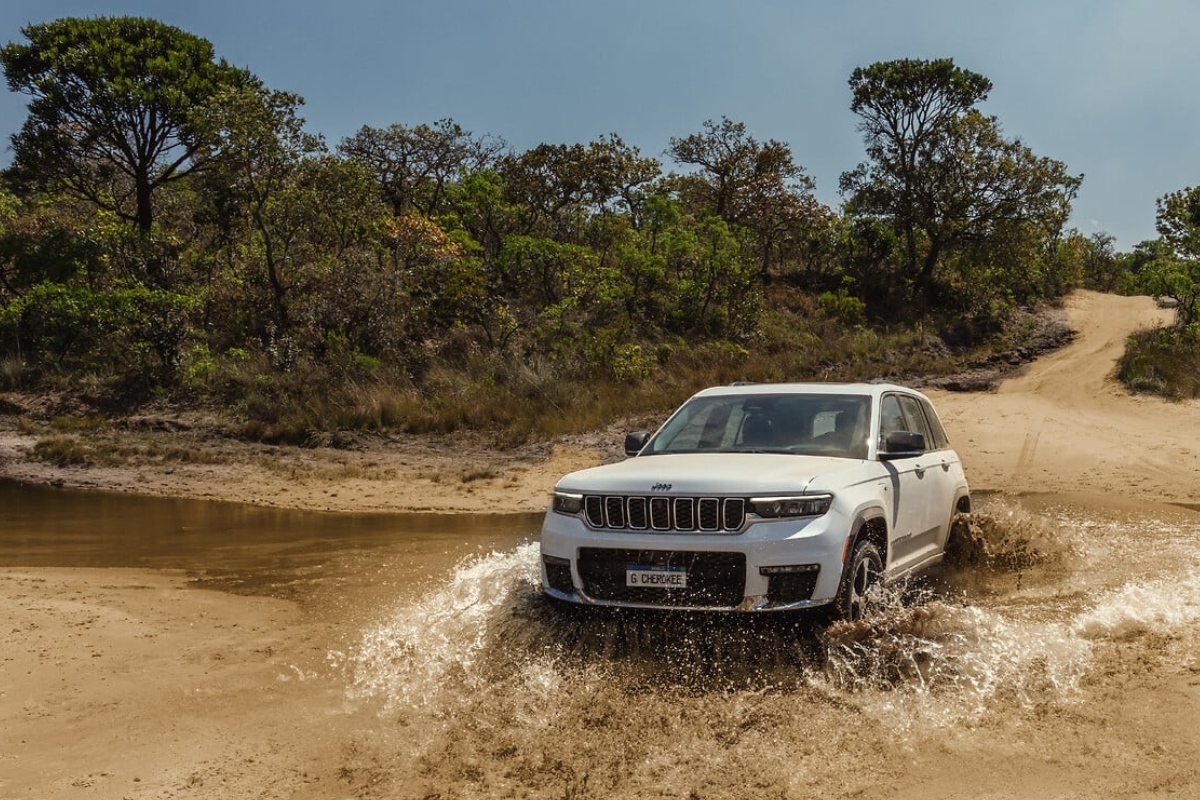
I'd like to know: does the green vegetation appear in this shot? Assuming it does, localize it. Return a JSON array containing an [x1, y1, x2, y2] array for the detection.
[[0, 19, 1168, 440], [1116, 186, 1200, 400]]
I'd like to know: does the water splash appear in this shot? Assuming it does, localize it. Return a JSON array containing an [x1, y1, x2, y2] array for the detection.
[[345, 542, 543, 711], [1073, 570, 1200, 639], [817, 600, 1092, 729], [944, 502, 1074, 573], [340, 507, 1200, 738]]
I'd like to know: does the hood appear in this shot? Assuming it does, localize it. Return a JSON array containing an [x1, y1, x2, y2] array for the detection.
[[554, 452, 862, 495]]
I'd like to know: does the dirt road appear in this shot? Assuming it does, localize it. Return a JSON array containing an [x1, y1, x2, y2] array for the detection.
[[932, 289, 1196, 508]]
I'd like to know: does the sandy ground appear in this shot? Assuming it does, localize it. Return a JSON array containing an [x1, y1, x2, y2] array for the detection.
[[3, 289, 1199, 800], [931, 289, 1198, 510]]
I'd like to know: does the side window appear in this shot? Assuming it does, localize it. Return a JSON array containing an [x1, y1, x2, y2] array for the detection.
[[918, 397, 950, 450], [897, 395, 932, 442], [878, 395, 907, 447]]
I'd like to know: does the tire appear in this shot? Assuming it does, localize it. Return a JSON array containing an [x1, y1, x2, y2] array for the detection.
[[833, 540, 884, 621]]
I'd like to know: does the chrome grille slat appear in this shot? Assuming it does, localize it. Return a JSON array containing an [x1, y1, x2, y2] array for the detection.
[[581, 495, 745, 533]]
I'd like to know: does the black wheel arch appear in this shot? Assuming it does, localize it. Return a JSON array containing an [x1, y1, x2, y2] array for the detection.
[[848, 509, 889, 571]]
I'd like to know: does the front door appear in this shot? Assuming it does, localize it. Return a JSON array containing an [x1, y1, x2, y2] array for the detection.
[[878, 393, 940, 568]]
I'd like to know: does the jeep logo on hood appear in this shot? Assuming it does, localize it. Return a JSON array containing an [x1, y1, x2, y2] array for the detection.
[[651, 483, 673, 492]]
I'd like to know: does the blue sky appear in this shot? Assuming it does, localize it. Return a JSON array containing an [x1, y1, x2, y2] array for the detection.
[[2, 0, 1198, 250]]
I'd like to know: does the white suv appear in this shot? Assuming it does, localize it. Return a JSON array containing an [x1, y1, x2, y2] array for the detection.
[[540, 382, 970, 618]]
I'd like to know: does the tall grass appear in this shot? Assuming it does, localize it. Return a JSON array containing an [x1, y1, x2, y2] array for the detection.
[[12, 294, 1024, 447], [182, 304, 990, 446]]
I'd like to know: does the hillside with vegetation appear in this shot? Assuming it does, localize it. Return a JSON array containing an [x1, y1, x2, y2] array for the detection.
[[1, 17, 1196, 448]]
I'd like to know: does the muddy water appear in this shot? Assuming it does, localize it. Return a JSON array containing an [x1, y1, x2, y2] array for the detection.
[[0, 478, 540, 607], [5, 479, 1200, 798]]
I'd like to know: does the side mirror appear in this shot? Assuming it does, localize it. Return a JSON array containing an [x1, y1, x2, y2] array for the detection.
[[879, 430, 926, 460], [624, 431, 651, 457]]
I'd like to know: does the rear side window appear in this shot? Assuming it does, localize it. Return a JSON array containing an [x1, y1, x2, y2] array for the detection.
[[918, 397, 950, 450], [896, 395, 932, 442]]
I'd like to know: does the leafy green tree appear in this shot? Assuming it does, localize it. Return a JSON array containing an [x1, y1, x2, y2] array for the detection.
[[338, 119, 505, 216], [1078, 231, 1137, 294], [841, 59, 991, 281], [381, 214, 489, 339], [1121, 239, 1170, 288], [1155, 186, 1200, 259], [668, 118, 823, 279], [842, 59, 1080, 315], [194, 84, 324, 336], [442, 168, 513, 265], [499, 136, 659, 241], [1146, 187, 1200, 330], [668, 117, 810, 224], [0, 281, 194, 381], [1, 16, 252, 233], [1142, 258, 1200, 331]]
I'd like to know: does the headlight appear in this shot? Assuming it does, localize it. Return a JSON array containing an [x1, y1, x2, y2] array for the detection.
[[750, 494, 832, 519], [551, 491, 584, 515]]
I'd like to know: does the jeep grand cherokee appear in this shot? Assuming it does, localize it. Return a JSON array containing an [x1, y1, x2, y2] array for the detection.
[[539, 382, 970, 618]]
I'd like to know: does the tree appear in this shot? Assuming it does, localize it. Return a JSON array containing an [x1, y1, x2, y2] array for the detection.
[[842, 59, 1079, 314], [193, 84, 325, 335], [1, 16, 251, 233], [499, 136, 659, 241], [1079, 231, 1135, 294], [1146, 187, 1200, 330], [338, 119, 505, 217], [668, 117, 812, 224], [668, 117, 823, 279]]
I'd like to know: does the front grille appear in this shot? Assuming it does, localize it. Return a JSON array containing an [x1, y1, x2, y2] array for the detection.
[[583, 496, 746, 533], [577, 548, 746, 607]]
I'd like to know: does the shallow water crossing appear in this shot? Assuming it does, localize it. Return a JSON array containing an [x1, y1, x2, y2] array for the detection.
[[4, 482, 1200, 799]]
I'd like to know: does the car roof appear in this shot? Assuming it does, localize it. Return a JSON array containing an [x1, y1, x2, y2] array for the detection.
[[690, 381, 922, 400]]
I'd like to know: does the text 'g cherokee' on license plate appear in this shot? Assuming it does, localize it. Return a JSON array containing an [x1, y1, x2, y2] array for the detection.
[[626, 565, 687, 588]]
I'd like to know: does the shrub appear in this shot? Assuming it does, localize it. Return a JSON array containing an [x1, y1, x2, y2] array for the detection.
[[1118, 328, 1200, 400]]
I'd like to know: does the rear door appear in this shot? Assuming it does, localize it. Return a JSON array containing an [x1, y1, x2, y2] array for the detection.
[[916, 395, 963, 551]]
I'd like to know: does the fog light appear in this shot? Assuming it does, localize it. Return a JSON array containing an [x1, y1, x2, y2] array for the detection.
[[542, 555, 574, 594], [761, 564, 821, 604]]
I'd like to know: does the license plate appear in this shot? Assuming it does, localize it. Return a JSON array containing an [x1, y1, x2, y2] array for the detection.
[[626, 565, 687, 588]]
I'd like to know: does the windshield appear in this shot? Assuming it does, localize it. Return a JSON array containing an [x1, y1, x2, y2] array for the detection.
[[645, 393, 871, 460]]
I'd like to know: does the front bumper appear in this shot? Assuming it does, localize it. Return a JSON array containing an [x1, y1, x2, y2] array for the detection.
[[539, 510, 849, 612]]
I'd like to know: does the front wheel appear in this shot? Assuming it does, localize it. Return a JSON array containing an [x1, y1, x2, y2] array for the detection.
[[833, 541, 884, 621]]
